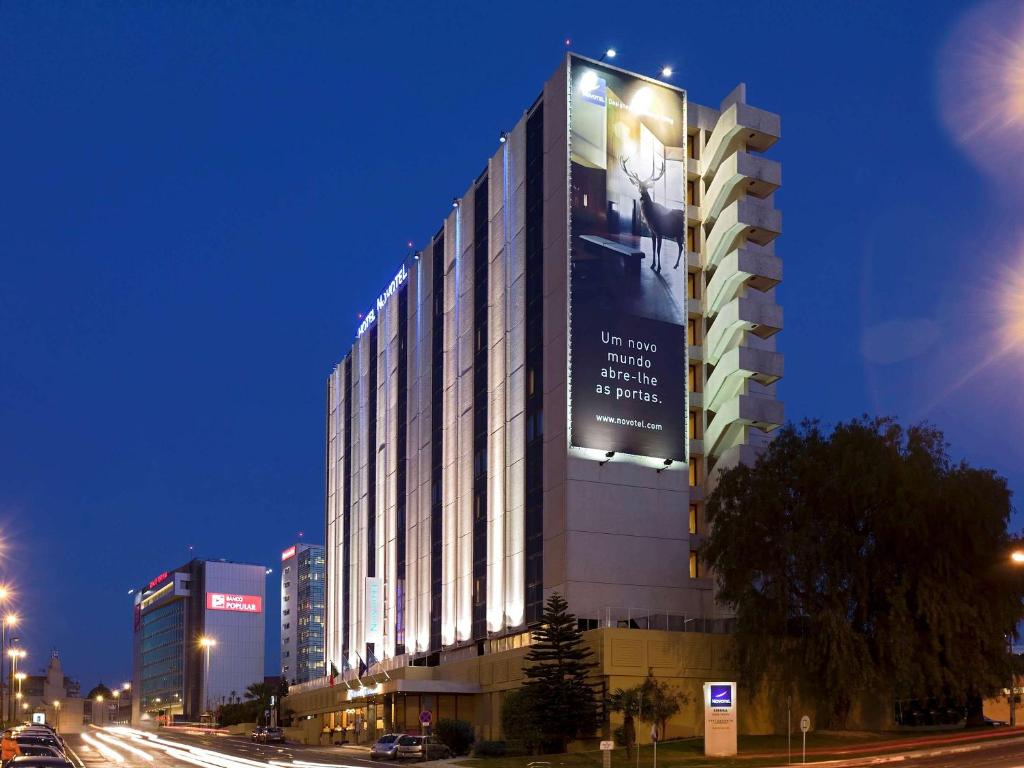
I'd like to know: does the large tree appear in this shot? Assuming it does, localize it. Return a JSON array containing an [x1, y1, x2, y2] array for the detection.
[[703, 417, 1023, 728], [519, 593, 600, 752]]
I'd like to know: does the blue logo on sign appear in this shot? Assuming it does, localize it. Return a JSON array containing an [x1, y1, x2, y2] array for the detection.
[[579, 71, 606, 106], [710, 685, 732, 707]]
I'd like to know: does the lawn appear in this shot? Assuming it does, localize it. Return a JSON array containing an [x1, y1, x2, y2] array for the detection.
[[454, 731, 904, 768]]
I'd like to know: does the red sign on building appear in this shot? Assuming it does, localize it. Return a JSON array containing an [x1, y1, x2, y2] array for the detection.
[[281, 546, 297, 561], [206, 592, 262, 613]]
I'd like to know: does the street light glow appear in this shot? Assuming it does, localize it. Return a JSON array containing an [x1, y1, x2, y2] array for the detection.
[[605, 48, 617, 59], [661, 66, 673, 78], [5, 613, 17, 626], [1012, 550, 1024, 563], [198, 636, 216, 648]]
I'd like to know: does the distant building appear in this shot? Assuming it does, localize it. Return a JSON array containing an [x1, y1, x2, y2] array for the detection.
[[280, 543, 326, 684], [18, 652, 84, 732], [130, 558, 266, 723]]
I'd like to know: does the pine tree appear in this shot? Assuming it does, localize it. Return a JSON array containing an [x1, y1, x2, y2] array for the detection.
[[521, 593, 599, 752]]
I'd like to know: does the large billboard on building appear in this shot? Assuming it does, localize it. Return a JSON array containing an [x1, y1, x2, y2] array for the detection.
[[568, 56, 689, 461]]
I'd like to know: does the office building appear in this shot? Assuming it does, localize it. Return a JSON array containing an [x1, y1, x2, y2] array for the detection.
[[130, 558, 266, 723], [280, 542, 326, 684], [291, 53, 782, 740]]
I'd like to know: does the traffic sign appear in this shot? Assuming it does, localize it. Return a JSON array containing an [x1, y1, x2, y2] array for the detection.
[[800, 715, 810, 733], [420, 710, 432, 725], [599, 741, 615, 751]]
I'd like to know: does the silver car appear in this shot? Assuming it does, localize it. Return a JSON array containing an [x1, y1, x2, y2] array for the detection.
[[369, 733, 402, 759], [394, 735, 451, 760]]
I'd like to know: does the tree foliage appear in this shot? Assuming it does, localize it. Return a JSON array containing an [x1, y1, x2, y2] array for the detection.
[[517, 593, 600, 752], [608, 669, 688, 751], [433, 718, 475, 755], [704, 417, 1023, 728], [500, 688, 544, 753]]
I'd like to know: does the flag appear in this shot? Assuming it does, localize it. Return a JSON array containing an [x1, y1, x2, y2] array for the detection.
[[328, 661, 339, 687], [354, 649, 368, 678]]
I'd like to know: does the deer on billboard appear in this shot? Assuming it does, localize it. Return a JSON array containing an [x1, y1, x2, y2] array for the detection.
[[620, 155, 687, 271]]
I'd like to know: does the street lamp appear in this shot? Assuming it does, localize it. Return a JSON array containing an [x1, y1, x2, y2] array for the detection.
[[0, 610, 15, 722], [112, 689, 121, 724], [8, 647, 24, 724], [198, 637, 216, 717], [52, 700, 60, 732], [1008, 551, 1024, 726]]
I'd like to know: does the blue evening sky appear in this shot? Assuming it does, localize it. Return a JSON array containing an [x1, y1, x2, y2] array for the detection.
[[2, 1, 1021, 687]]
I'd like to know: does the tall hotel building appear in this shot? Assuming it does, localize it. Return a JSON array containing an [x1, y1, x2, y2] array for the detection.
[[294, 54, 782, 740], [280, 542, 327, 684]]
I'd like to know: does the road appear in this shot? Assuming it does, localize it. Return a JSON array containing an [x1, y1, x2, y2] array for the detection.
[[61, 727, 1024, 768], [64, 727, 395, 768]]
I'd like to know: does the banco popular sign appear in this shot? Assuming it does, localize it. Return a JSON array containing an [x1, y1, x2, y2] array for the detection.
[[206, 592, 263, 613]]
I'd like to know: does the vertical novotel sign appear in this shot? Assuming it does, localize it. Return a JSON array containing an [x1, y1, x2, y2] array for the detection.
[[703, 681, 737, 757], [357, 264, 409, 338]]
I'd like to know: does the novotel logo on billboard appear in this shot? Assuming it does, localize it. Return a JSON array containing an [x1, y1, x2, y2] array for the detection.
[[281, 546, 297, 561], [357, 264, 409, 338], [206, 592, 262, 614], [710, 685, 733, 708]]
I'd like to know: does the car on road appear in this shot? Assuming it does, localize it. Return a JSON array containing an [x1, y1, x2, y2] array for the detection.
[[370, 733, 403, 759], [7, 758, 74, 768], [394, 735, 451, 760], [250, 727, 266, 742], [260, 727, 286, 744]]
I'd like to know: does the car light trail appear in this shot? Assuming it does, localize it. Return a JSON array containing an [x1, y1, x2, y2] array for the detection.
[[81, 732, 125, 763], [95, 731, 154, 761]]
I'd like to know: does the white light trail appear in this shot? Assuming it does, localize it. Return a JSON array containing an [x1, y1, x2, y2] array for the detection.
[[80, 732, 125, 764], [95, 731, 154, 761]]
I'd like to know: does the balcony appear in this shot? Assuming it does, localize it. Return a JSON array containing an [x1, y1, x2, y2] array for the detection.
[[704, 296, 783, 364], [703, 152, 781, 226], [705, 347, 784, 412], [706, 248, 782, 315], [703, 102, 781, 180], [705, 395, 785, 458], [705, 199, 781, 271]]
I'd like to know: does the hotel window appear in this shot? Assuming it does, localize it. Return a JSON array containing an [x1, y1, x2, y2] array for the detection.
[[687, 226, 697, 252], [687, 180, 696, 206], [688, 504, 698, 535], [689, 410, 700, 439], [688, 134, 698, 160], [687, 319, 696, 346], [687, 272, 696, 299], [689, 551, 699, 579], [688, 364, 699, 392], [689, 458, 699, 487]]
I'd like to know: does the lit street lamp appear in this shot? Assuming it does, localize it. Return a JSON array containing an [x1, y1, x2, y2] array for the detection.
[[1009, 551, 1024, 726], [0, 608, 15, 722], [198, 637, 216, 717], [52, 700, 60, 732], [8, 647, 25, 724]]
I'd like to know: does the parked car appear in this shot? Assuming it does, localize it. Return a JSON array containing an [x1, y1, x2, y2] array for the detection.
[[11, 738, 62, 756], [250, 727, 266, 742], [11, 747, 62, 760], [260, 727, 286, 744], [394, 735, 451, 760], [370, 734, 403, 759], [7, 758, 74, 768]]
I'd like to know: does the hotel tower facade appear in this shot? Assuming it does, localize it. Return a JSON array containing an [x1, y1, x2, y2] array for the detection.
[[292, 53, 783, 740]]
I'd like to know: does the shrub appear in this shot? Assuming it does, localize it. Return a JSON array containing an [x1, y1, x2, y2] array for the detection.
[[434, 718, 475, 755], [473, 741, 507, 758]]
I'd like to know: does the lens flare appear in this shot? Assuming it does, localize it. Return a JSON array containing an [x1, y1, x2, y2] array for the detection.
[[938, 0, 1024, 183], [997, 252, 1024, 354]]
